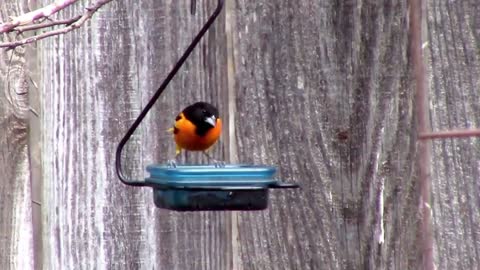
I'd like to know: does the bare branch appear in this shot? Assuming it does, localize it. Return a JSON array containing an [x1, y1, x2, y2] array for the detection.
[[419, 129, 480, 140], [0, 0, 114, 50], [0, 0, 80, 33], [15, 16, 82, 33], [409, 0, 435, 269]]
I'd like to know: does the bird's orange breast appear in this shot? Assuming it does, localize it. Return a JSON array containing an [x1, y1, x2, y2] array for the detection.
[[174, 115, 222, 151]]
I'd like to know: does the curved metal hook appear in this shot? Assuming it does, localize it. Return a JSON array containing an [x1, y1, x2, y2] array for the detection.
[[191, 0, 196, 15], [116, 0, 225, 187]]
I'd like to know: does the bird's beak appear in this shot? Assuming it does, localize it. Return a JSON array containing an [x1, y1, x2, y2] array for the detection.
[[205, 115, 216, 127]]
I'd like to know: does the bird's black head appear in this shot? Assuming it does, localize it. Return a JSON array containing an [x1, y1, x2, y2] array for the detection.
[[182, 102, 219, 136]]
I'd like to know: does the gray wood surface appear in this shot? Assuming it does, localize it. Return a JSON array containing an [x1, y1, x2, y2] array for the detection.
[[39, 0, 231, 269], [0, 1, 35, 269], [427, 0, 480, 269], [0, 0, 479, 269], [231, 1, 417, 269]]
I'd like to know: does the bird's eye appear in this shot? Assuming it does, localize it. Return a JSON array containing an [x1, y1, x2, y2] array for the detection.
[[202, 109, 207, 115]]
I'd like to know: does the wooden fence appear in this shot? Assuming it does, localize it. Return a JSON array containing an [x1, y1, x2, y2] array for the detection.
[[1, 0, 479, 269]]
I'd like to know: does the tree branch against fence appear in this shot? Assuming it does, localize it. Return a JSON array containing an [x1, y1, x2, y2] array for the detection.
[[410, 0, 479, 269], [0, 0, 114, 50], [409, 0, 435, 269], [419, 129, 480, 140]]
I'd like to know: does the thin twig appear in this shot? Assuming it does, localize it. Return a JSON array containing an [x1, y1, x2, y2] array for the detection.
[[419, 129, 480, 140], [409, 0, 435, 269], [15, 16, 82, 33], [29, 107, 40, 117], [0, 0, 114, 50], [32, 200, 41, 206], [0, 0, 80, 33]]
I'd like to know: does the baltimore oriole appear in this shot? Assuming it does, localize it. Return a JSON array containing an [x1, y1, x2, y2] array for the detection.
[[168, 102, 222, 164]]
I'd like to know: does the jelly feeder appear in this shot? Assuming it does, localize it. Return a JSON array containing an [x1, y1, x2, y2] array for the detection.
[[115, 0, 299, 211]]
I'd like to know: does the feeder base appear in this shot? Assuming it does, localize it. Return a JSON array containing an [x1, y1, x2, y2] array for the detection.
[[152, 189, 269, 211]]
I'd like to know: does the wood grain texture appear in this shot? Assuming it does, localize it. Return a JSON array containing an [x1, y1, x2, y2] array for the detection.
[[40, 0, 230, 269], [1, 0, 477, 269], [230, 1, 419, 269], [426, 0, 480, 269], [0, 2, 35, 270]]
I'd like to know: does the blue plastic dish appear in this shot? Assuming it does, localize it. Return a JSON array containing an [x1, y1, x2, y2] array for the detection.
[[145, 164, 298, 211]]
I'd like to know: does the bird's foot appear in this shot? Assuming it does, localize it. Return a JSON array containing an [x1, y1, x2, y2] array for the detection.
[[212, 159, 226, 168], [202, 151, 225, 168], [167, 159, 177, 168]]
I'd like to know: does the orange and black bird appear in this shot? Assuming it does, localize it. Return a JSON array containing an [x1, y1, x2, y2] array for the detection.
[[168, 102, 222, 163]]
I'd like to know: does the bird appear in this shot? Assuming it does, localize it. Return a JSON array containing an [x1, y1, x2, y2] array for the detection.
[[167, 102, 222, 166]]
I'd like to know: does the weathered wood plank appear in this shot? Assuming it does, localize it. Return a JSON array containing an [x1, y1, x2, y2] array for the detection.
[[426, 0, 480, 269], [40, 0, 230, 269], [230, 1, 419, 269], [0, 2, 35, 269], [143, 1, 231, 269], [2, 0, 476, 269]]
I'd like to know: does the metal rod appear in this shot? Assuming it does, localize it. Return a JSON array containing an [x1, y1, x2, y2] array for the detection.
[[116, 0, 225, 187]]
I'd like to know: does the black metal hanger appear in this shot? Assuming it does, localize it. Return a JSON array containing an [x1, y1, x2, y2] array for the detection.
[[115, 0, 225, 187], [115, 0, 299, 192]]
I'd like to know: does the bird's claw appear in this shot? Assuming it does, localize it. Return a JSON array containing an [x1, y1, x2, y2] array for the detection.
[[212, 160, 226, 168], [167, 159, 177, 168], [202, 151, 225, 168]]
